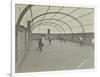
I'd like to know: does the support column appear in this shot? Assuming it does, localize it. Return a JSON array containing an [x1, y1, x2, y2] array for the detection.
[[15, 27, 18, 62], [27, 20, 32, 44]]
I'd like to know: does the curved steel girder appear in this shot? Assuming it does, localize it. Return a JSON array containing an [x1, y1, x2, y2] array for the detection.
[[30, 12, 85, 33], [31, 18, 73, 33], [32, 21, 67, 33], [16, 5, 33, 26], [32, 23, 62, 33]]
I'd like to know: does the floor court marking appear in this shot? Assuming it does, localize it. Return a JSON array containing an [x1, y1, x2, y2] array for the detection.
[[77, 58, 90, 69]]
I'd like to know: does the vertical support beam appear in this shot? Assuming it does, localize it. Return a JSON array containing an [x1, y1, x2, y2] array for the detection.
[[27, 20, 31, 44], [47, 28, 51, 44], [48, 28, 50, 39], [25, 30, 27, 48], [15, 27, 18, 63]]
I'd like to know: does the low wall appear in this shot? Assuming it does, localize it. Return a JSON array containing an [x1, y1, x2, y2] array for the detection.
[[31, 33, 94, 45], [15, 25, 30, 67]]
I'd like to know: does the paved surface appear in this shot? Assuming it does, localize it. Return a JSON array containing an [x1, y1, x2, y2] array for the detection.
[[16, 40, 94, 73]]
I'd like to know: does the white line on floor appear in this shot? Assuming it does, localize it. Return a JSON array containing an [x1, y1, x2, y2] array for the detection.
[[77, 58, 90, 69]]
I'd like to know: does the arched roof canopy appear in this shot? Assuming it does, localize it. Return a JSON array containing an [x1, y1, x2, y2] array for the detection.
[[32, 21, 66, 33], [32, 23, 62, 33], [16, 4, 94, 33], [31, 18, 73, 33], [30, 12, 86, 33]]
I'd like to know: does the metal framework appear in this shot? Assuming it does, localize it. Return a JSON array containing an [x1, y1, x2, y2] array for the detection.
[[58, 8, 80, 20], [30, 12, 86, 33], [32, 23, 62, 33], [49, 6, 64, 19], [16, 5, 94, 34], [66, 11, 94, 23], [32, 21, 67, 33], [31, 18, 73, 33], [16, 5, 33, 26]]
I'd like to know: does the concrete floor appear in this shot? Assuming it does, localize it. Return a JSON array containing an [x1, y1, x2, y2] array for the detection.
[[16, 40, 94, 73]]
